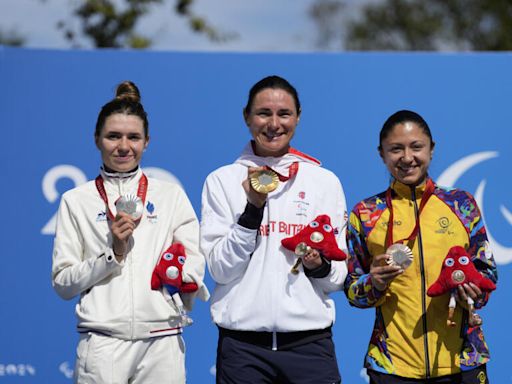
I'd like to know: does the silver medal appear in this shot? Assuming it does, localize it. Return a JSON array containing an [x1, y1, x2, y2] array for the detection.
[[115, 194, 144, 220]]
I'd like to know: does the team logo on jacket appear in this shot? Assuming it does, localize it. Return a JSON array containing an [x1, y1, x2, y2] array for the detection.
[[380, 219, 402, 228], [96, 211, 107, 222], [294, 200, 309, 217], [293, 192, 309, 217], [435, 217, 454, 235], [146, 201, 158, 223]]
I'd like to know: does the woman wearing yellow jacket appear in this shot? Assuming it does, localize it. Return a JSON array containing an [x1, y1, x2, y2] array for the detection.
[[344, 110, 497, 384]]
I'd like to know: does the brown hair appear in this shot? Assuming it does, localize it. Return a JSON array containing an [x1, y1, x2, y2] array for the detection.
[[94, 81, 149, 138], [244, 75, 301, 116]]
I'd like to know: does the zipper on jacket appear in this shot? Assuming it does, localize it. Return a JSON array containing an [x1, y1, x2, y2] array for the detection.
[[412, 186, 431, 379], [115, 177, 135, 338]]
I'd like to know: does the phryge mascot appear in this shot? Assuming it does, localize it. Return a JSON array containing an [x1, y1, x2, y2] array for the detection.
[[151, 243, 198, 325], [281, 214, 346, 274], [427, 245, 496, 327]]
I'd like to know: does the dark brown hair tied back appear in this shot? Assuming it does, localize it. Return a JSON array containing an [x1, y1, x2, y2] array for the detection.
[[95, 80, 149, 138], [115, 81, 141, 103]]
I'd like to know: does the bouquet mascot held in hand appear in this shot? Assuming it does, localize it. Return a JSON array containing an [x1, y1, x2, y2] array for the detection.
[[427, 245, 496, 327], [152, 243, 199, 325], [281, 214, 347, 274]]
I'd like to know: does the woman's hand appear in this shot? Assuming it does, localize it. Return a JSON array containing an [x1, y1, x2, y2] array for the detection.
[[370, 253, 403, 291], [455, 282, 483, 306], [302, 248, 323, 270], [242, 166, 268, 208], [111, 212, 136, 262]]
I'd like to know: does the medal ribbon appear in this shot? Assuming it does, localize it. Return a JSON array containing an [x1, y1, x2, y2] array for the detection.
[[95, 173, 148, 221], [265, 162, 299, 181], [385, 178, 435, 248]]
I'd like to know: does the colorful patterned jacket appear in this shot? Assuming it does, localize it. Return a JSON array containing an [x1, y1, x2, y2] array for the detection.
[[344, 178, 497, 379]]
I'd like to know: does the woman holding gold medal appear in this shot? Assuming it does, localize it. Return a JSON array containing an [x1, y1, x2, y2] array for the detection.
[[344, 110, 497, 384], [201, 75, 348, 384], [51, 81, 208, 383]]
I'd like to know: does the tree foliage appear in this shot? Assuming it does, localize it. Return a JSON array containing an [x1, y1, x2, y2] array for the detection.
[[310, 0, 512, 51], [308, 0, 346, 50], [58, 0, 227, 49], [0, 28, 25, 46]]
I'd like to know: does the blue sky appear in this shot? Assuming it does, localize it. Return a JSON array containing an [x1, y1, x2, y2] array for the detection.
[[0, 0, 370, 51]]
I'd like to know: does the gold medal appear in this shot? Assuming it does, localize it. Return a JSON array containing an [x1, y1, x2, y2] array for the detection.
[[294, 242, 311, 256], [249, 170, 279, 194], [386, 243, 413, 270], [291, 242, 311, 274], [310, 231, 324, 243]]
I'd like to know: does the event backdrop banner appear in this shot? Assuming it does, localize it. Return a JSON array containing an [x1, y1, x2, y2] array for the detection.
[[1, 46, 510, 383]]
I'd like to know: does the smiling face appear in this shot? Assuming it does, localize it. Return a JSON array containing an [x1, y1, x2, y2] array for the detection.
[[95, 113, 149, 172], [244, 88, 300, 157], [379, 121, 434, 186]]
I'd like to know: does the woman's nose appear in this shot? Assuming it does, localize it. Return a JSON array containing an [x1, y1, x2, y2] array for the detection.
[[118, 137, 129, 151], [402, 148, 413, 162], [268, 114, 279, 129]]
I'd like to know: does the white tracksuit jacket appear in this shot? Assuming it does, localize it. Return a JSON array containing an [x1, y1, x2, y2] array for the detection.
[[52, 167, 209, 340], [201, 143, 348, 332]]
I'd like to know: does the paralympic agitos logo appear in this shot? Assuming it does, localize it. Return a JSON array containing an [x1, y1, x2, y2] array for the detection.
[[437, 151, 511, 265]]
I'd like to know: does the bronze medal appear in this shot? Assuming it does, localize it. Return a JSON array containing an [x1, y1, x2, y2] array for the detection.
[[451, 270, 466, 283], [386, 243, 414, 270]]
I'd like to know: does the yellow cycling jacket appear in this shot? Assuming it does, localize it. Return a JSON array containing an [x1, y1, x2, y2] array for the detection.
[[344, 178, 497, 379]]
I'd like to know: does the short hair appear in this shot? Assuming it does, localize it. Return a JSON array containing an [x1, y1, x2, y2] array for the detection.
[[244, 75, 301, 115]]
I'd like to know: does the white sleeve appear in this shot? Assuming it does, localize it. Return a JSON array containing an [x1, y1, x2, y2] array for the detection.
[[51, 194, 122, 300], [171, 187, 210, 308], [311, 175, 349, 293], [200, 172, 258, 285]]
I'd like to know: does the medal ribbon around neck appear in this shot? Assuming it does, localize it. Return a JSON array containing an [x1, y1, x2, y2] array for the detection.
[[265, 162, 299, 181], [95, 173, 148, 221], [385, 178, 435, 248]]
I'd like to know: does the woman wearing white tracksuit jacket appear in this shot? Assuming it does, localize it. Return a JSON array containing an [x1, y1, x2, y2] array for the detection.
[[52, 81, 208, 384], [201, 76, 348, 384]]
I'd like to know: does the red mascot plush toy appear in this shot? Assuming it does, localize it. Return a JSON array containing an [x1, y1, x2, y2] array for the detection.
[[427, 245, 496, 327], [281, 214, 346, 274], [151, 243, 198, 325]]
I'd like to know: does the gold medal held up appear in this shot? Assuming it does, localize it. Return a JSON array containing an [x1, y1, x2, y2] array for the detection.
[[249, 169, 279, 194]]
